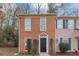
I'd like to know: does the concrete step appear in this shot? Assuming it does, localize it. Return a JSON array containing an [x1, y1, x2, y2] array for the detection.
[[39, 53, 49, 56]]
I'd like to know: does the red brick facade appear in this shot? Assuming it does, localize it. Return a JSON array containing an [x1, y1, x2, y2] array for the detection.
[[17, 14, 56, 54]]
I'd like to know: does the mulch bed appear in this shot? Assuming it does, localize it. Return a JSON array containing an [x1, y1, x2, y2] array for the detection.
[[52, 52, 79, 56], [0, 47, 17, 56]]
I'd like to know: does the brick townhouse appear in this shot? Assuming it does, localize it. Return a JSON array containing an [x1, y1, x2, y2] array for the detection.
[[17, 14, 79, 54]]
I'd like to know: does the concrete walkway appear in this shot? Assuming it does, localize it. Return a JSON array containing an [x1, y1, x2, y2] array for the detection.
[[39, 53, 49, 56]]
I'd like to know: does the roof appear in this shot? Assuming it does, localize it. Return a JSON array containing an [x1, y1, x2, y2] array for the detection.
[[57, 16, 79, 19], [16, 13, 56, 17], [16, 14, 79, 19]]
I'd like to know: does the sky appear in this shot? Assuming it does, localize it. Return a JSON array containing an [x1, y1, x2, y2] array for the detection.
[[16, 3, 79, 16], [16, 3, 47, 14]]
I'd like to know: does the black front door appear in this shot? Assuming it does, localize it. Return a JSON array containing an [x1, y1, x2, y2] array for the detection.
[[40, 38, 47, 52]]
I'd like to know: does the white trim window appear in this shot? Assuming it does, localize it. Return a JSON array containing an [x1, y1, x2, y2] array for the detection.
[[68, 19, 74, 29], [76, 20, 79, 29], [62, 38, 69, 43], [57, 19, 63, 29], [40, 16, 46, 31], [25, 17, 31, 31], [60, 37, 71, 50]]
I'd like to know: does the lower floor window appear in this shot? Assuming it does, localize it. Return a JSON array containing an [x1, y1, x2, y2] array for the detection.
[[60, 37, 71, 50], [62, 38, 69, 43]]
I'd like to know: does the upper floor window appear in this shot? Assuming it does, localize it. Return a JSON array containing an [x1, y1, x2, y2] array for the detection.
[[56, 19, 63, 29], [40, 16, 46, 31], [56, 19, 74, 29], [68, 19, 74, 29], [75, 20, 79, 29], [25, 17, 31, 31]]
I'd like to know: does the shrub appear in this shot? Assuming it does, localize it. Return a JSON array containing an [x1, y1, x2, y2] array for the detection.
[[24, 50, 29, 55], [32, 39, 38, 55], [59, 43, 69, 53], [26, 39, 32, 54]]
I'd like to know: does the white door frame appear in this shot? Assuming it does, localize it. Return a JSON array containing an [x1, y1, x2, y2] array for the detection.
[[39, 33, 48, 54]]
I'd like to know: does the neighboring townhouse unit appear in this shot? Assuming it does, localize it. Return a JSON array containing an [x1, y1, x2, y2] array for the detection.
[[17, 14, 79, 54], [17, 14, 56, 54], [56, 16, 79, 52]]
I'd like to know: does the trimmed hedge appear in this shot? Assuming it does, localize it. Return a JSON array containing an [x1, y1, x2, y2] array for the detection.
[[59, 43, 69, 53], [26, 39, 32, 54], [32, 39, 38, 55]]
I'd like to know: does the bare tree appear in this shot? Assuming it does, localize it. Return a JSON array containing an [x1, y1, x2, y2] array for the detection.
[[17, 3, 32, 14], [34, 3, 42, 14], [0, 10, 5, 44], [47, 3, 63, 14], [57, 3, 77, 16], [1, 3, 19, 47], [48, 3, 56, 13]]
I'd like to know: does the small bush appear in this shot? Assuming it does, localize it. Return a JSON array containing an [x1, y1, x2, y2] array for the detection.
[[24, 50, 29, 55], [26, 39, 32, 54], [59, 43, 69, 53], [32, 39, 38, 55]]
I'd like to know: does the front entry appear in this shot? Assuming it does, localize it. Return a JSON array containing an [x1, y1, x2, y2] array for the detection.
[[39, 33, 48, 54], [40, 38, 47, 52]]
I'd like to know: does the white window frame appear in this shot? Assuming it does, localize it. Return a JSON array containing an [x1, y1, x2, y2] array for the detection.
[[62, 38, 69, 43], [57, 19, 63, 29], [40, 16, 46, 31], [76, 20, 79, 29], [60, 37, 71, 50], [68, 19, 74, 29], [25, 17, 31, 31]]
